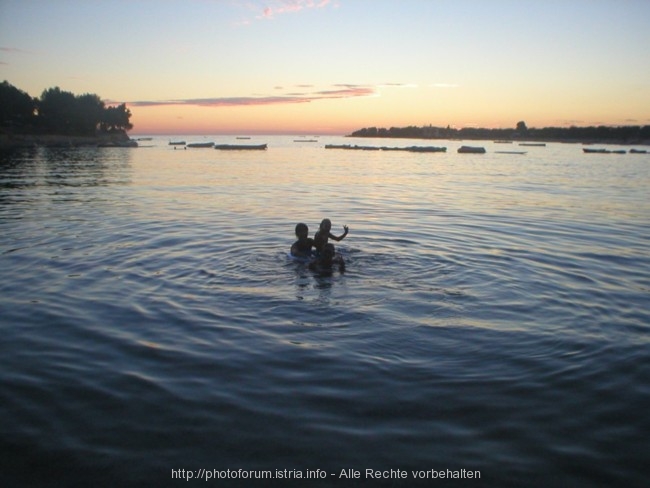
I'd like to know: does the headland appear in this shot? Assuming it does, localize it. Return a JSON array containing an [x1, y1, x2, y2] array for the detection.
[[348, 123, 650, 145]]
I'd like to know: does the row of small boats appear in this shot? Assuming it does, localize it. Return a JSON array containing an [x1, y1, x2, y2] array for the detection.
[[165, 140, 648, 154], [324, 144, 446, 153], [583, 148, 647, 154], [169, 141, 268, 150], [325, 145, 514, 154], [495, 141, 546, 147]]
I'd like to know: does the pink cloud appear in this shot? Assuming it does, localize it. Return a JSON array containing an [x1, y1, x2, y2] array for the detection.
[[256, 0, 332, 20], [127, 96, 308, 108], [0, 46, 35, 54], [123, 83, 377, 108], [314, 87, 375, 98]]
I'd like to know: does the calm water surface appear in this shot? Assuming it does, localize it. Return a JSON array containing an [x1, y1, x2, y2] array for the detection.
[[1, 136, 649, 487]]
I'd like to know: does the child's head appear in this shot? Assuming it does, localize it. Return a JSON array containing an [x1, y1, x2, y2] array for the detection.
[[322, 243, 335, 262], [295, 223, 309, 239], [320, 218, 332, 232]]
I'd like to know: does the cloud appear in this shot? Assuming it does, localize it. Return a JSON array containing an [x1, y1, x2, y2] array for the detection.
[[378, 83, 418, 88], [233, 0, 336, 26], [127, 96, 309, 108], [313, 86, 375, 98], [259, 0, 332, 19], [123, 83, 377, 108], [0, 46, 35, 54]]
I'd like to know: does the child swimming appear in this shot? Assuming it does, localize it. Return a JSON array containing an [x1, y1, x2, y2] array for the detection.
[[308, 243, 345, 274], [290, 222, 315, 258], [314, 218, 349, 254]]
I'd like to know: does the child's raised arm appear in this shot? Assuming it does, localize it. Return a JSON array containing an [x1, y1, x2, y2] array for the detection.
[[329, 225, 349, 241]]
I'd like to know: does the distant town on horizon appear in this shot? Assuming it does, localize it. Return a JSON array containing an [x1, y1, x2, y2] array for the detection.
[[348, 123, 650, 145]]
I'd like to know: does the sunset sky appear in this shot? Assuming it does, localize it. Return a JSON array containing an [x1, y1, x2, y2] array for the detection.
[[1, 0, 649, 135]]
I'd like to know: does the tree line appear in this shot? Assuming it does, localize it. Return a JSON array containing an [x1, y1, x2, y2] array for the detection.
[[0, 81, 132, 136], [349, 122, 650, 144]]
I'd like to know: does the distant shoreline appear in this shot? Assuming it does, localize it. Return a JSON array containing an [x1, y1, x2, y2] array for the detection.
[[0, 132, 133, 150], [347, 124, 650, 146]]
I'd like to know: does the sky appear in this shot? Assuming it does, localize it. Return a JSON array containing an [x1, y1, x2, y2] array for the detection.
[[1, 0, 649, 135]]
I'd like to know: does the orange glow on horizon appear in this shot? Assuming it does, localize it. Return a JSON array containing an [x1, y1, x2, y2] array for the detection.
[[129, 101, 647, 136], [126, 80, 650, 136]]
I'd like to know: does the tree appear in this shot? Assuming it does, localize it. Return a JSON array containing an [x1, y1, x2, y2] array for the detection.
[[100, 103, 133, 132], [1, 82, 134, 136], [516, 121, 528, 132], [38, 87, 77, 134], [37, 88, 132, 135], [73, 93, 105, 136], [0, 80, 37, 130]]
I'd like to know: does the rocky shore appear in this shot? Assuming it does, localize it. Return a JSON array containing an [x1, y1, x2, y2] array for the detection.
[[0, 132, 136, 150]]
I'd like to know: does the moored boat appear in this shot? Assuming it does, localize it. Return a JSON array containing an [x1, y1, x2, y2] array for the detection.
[[324, 144, 379, 150], [324, 144, 445, 152], [214, 144, 268, 150], [403, 145, 446, 153], [187, 142, 215, 148], [519, 143, 546, 147], [169, 141, 186, 145], [583, 148, 610, 154], [457, 146, 486, 154], [629, 148, 648, 154]]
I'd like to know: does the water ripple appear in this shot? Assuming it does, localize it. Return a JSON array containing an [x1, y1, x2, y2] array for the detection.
[[1, 138, 649, 486]]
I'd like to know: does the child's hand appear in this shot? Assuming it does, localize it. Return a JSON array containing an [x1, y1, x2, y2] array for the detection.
[[343, 225, 349, 233]]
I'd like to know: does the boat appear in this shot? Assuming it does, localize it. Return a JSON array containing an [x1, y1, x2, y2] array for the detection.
[[494, 140, 513, 144], [169, 141, 186, 145], [324, 144, 446, 153], [380, 145, 446, 153], [583, 148, 610, 154], [519, 143, 546, 147], [214, 144, 267, 150], [630, 148, 648, 154], [236, 136, 251, 140], [402, 146, 446, 153], [294, 139, 318, 142], [187, 142, 215, 148], [324, 144, 379, 151], [611, 150, 627, 154], [457, 146, 486, 154]]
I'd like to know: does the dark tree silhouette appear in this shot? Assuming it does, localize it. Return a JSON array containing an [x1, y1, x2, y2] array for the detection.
[[74, 93, 105, 135], [100, 103, 133, 132], [0, 81, 37, 130], [38, 87, 77, 134], [1, 81, 133, 136]]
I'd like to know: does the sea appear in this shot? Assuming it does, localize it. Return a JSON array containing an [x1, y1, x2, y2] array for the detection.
[[1, 136, 648, 487]]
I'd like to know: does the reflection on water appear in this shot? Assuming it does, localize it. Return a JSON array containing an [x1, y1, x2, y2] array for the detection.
[[1, 137, 649, 486]]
